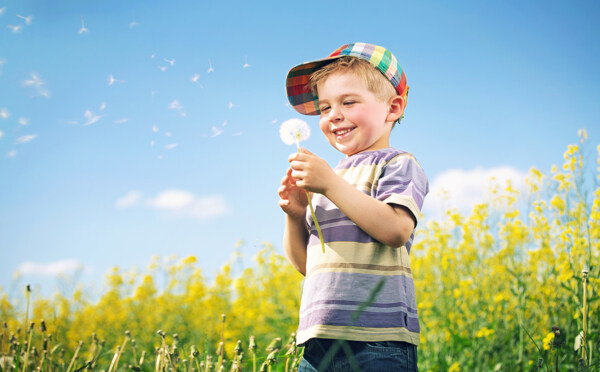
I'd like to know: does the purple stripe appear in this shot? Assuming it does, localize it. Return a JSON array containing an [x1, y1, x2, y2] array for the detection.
[[301, 272, 418, 313], [308, 224, 374, 245], [299, 308, 420, 333], [316, 213, 351, 226], [379, 182, 427, 202], [301, 299, 418, 314], [379, 179, 413, 188], [335, 149, 404, 170]]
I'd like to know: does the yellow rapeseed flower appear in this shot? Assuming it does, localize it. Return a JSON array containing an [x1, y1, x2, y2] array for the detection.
[[550, 194, 565, 213], [542, 332, 555, 350], [448, 361, 461, 372], [475, 327, 494, 338]]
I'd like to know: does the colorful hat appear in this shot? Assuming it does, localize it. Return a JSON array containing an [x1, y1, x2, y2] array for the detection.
[[286, 42, 409, 115]]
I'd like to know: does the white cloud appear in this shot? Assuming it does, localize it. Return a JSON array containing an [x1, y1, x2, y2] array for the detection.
[[115, 190, 143, 209], [149, 189, 195, 209], [16, 259, 83, 276], [147, 189, 231, 220], [188, 195, 231, 219], [422, 166, 527, 220], [117, 189, 231, 220]]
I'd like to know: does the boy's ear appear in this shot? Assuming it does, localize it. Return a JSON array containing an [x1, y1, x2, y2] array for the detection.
[[386, 95, 406, 123]]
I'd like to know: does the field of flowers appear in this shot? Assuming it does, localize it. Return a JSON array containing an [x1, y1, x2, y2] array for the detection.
[[1, 132, 598, 371]]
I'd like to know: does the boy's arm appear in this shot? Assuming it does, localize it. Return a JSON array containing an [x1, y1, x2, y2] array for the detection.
[[278, 167, 309, 275], [289, 149, 415, 248], [325, 177, 415, 248], [282, 214, 309, 276]]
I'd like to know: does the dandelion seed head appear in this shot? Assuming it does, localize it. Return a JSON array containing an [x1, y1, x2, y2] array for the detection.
[[279, 118, 310, 146]]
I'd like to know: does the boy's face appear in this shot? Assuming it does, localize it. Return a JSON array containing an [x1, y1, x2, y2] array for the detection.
[[316, 72, 401, 156]]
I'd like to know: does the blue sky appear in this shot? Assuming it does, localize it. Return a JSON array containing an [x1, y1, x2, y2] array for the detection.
[[1, 0, 599, 296]]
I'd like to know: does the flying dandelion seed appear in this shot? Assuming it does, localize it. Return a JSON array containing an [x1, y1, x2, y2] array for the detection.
[[78, 16, 88, 34], [16, 14, 33, 25], [15, 134, 37, 144], [7, 24, 22, 34]]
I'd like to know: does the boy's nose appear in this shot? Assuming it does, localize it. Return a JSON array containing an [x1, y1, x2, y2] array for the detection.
[[328, 107, 343, 122]]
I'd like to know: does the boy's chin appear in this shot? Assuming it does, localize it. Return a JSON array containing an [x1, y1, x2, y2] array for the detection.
[[335, 145, 360, 156]]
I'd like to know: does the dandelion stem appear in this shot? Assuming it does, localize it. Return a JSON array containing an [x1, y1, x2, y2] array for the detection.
[[295, 136, 325, 253], [220, 314, 226, 369], [108, 332, 130, 372], [582, 264, 589, 363], [2, 322, 7, 360], [108, 345, 120, 372], [25, 284, 31, 334], [65, 340, 82, 372], [22, 322, 34, 372]]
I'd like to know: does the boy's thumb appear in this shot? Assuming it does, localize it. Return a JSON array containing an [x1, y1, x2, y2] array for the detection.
[[300, 147, 313, 155]]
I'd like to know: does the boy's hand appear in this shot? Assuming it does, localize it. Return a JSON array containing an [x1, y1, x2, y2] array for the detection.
[[288, 148, 337, 195], [278, 167, 308, 220]]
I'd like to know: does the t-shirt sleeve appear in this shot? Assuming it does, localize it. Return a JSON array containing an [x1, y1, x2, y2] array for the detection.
[[375, 155, 429, 226]]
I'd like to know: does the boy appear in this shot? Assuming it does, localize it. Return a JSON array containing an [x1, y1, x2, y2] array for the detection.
[[278, 43, 428, 371]]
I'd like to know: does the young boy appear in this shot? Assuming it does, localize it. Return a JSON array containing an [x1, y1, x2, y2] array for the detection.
[[278, 43, 428, 371]]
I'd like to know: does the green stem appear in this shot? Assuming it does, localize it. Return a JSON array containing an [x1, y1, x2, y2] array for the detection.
[[22, 325, 33, 372], [295, 140, 325, 253]]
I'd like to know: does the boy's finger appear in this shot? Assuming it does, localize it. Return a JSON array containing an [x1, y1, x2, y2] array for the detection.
[[288, 152, 301, 162], [300, 147, 313, 155]]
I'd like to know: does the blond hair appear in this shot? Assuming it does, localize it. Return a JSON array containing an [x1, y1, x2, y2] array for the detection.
[[309, 56, 399, 103]]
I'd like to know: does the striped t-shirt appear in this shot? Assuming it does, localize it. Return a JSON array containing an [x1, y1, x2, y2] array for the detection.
[[297, 147, 429, 346]]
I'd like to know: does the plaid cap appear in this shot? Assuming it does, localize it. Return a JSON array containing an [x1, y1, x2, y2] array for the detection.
[[286, 42, 409, 115]]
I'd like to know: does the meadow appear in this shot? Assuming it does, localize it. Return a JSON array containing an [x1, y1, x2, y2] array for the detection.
[[0, 132, 598, 371]]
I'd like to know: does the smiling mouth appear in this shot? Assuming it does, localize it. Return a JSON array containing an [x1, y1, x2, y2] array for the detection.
[[333, 127, 355, 136]]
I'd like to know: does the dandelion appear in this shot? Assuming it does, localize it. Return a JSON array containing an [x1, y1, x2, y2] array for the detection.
[[279, 118, 325, 253], [279, 118, 310, 147]]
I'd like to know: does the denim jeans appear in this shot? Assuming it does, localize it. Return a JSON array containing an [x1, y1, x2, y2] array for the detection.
[[298, 338, 418, 372]]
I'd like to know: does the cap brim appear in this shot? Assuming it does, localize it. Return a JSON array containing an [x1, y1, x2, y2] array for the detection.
[[285, 55, 344, 115]]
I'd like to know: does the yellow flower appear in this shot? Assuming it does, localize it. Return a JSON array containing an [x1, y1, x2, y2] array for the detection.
[[543, 332, 555, 350], [550, 194, 566, 213], [448, 361, 461, 372], [475, 327, 494, 338]]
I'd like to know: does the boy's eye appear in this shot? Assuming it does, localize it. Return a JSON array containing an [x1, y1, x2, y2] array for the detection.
[[344, 101, 355, 106], [320, 105, 331, 112]]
